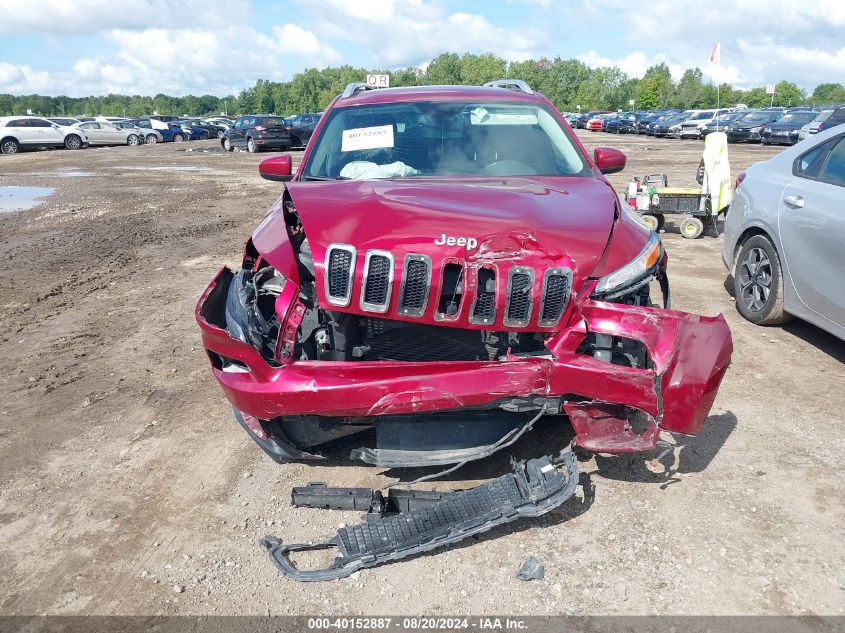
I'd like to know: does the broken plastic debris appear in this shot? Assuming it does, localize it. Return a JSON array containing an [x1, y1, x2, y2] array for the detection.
[[261, 448, 578, 581], [517, 556, 545, 581]]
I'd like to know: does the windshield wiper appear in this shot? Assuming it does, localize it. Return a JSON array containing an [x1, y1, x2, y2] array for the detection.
[[302, 175, 350, 181]]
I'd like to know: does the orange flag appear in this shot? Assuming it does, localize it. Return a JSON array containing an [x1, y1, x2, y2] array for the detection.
[[709, 42, 721, 65]]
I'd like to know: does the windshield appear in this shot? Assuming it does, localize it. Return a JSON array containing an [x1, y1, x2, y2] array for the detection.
[[777, 113, 816, 125], [303, 101, 589, 180], [689, 112, 712, 120], [739, 112, 772, 123], [813, 110, 833, 122]]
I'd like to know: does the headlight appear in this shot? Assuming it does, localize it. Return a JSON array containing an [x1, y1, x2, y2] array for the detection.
[[592, 233, 663, 299], [752, 126, 763, 132], [763, 127, 772, 133]]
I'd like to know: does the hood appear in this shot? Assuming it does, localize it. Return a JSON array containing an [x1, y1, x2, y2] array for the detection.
[[768, 120, 807, 131], [286, 176, 618, 328]]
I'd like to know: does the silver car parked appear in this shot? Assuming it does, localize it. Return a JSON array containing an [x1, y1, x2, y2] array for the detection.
[[722, 125, 845, 340], [74, 121, 142, 146]]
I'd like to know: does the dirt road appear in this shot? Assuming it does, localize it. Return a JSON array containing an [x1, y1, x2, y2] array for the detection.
[[0, 133, 842, 616]]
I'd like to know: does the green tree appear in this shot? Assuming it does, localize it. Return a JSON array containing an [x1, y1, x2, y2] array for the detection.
[[425, 53, 462, 85], [674, 68, 704, 108], [773, 80, 804, 107], [810, 82, 845, 105], [459, 52, 507, 86]]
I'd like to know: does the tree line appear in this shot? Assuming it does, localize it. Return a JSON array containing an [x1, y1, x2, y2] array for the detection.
[[2, 53, 844, 118]]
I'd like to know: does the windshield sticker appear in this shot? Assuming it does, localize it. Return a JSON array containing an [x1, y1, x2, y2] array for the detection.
[[341, 125, 394, 152], [470, 107, 538, 126]]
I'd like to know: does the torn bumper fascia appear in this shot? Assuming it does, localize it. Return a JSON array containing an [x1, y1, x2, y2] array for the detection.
[[197, 266, 732, 453]]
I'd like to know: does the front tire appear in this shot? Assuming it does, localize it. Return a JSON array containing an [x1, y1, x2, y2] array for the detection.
[[64, 134, 82, 150], [200, 131, 209, 140], [1, 137, 21, 154], [145, 134, 158, 144], [173, 133, 184, 143], [247, 137, 258, 153], [222, 138, 232, 151], [733, 235, 791, 325], [127, 134, 140, 146]]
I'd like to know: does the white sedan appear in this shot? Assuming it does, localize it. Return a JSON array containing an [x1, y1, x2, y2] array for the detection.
[[74, 121, 143, 146]]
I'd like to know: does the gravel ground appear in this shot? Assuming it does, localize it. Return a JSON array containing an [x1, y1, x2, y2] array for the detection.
[[0, 132, 842, 616]]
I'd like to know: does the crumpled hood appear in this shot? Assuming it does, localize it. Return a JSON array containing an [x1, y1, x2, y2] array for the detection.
[[287, 176, 616, 282]]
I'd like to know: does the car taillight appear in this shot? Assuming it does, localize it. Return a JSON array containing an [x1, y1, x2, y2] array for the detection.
[[817, 122, 825, 132], [735, 171, 746, 189], [254, 125, 267, 132]]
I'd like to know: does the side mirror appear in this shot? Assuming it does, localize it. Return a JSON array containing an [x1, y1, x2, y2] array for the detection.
[[259, 154, 293, 182], [594, 146, 626, 175]]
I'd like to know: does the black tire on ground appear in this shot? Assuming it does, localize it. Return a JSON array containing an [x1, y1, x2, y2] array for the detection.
[[1, 137, 21, 154], [222, 138, 232, 151], [127, 134, 140, 146], [64, 134, 82, 150], [145, 134, 158, 144], [217, 129, 225, 138], [247, 137, 258, 153], [680, 216, 704, 239], [733, 234, 792, 325], [653, 214, 665, 231], [200, 131, 209, 140], [291, 135, 301, 148], [173, 133, 184, 143]]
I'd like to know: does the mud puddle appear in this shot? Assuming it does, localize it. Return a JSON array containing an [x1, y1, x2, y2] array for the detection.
[[0, 186, 55, 212]]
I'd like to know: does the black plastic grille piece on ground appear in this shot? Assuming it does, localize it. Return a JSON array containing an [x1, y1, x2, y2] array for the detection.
[[260, 448, 579, 581]]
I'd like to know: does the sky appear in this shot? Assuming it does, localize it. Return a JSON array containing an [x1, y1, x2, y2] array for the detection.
[[0, 0, 843, 98]]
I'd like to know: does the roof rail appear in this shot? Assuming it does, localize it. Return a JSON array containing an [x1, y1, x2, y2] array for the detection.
[[482, 79, 534, 95], [340, 82, 378, 99]]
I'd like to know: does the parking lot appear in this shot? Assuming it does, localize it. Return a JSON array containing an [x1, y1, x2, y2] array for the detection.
[[0, 132, 843, 616]]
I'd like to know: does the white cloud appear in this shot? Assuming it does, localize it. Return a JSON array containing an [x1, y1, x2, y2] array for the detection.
[[315, 0, 551, 66], [0, 24, 341, 96], [579, 0, 845, 89], [0, 0, 250, 34]]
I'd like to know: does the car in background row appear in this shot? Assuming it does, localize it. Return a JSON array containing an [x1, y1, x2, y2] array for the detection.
[[677, 110, 733, 139], [114, 119, 164, 144], [0, 116, 88, 154], [700, 111, 744, 137], [47, 117, 81, 127], [798, 106, 845, 141], [725, 110, 784, 143], [286, 112, 321, 148], [762, 111, 818, 145], [651, 112, 689, 138], [221, 115, 291, 152], [74, 120, 144, 146], [723, 124, 845, 340]]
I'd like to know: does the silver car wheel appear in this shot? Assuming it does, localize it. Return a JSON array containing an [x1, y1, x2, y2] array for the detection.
[[145, 134, 158, 144], [127, 135, 140, 146], [738, 247, 772, 313], [2, 139, 20, 154]]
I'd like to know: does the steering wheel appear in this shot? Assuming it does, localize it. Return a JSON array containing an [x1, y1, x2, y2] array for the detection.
[[480, 160, 537, 176]]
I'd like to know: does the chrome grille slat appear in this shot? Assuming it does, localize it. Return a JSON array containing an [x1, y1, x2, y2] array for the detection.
[[538, 267, 572, 327], [360, 250, 394, 313], [398, 254, 431, 318], [504, 266, 534, 328], [324, 244, 356, 307]]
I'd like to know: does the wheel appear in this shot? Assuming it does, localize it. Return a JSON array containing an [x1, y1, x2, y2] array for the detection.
[[222, 138, 232, 151], [247, 137, 258, 153], [127, 134, 140, 146], [641, 214, 660, 231], [173, 133, 184, 143], [200, 131, 209, 140], [64, 134, 82, 150], [1, 137, 20, 154], [680, 216, 704, 239], [217, 129, 225, 139], [733, 235, 791, 325], [145, 134, 158, 144], [291, 135, 301, 148]]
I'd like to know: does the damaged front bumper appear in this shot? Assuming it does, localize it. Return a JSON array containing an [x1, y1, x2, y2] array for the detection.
[[196, 266, 732, 457], [261, 448, 580, 581]]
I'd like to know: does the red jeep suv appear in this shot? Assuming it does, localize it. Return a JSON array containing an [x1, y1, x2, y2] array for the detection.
[[196, 80, 732, 469]]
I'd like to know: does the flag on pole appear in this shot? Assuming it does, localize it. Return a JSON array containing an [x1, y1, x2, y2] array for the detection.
[[709, 42, 721, 65]]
